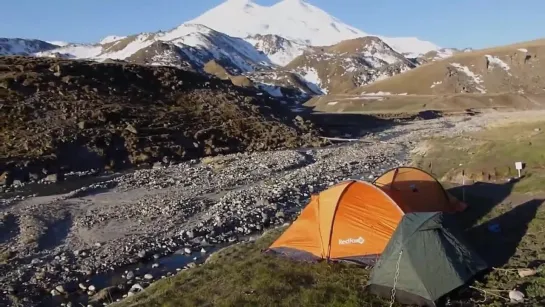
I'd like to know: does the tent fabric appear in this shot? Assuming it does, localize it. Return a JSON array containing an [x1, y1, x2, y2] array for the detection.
[[267, 172, 466, 265], [367, 212, 488, 306], [374, 167, 467, 213], [269, 181, 403, 264]]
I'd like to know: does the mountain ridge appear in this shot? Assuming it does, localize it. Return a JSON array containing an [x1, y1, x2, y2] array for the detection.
[[188, 0, 440, 56]]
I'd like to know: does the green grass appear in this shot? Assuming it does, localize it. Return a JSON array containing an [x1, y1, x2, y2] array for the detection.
[[115, 203, 545, 307], [413, 121, 545, 194], [116, 229, 390, 307], [116, 121, 545, 307]]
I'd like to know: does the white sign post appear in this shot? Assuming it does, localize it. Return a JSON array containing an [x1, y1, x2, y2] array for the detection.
[[515, 162, 524, 178], [462, 169, 465, 202]]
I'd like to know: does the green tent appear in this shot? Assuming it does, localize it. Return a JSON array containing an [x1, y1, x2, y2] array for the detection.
[[367, 212, 488, 306]]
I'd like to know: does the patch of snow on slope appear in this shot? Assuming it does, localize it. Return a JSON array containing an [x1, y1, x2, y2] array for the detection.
[[163, 24, 271, 71], [518, 48, 528, 53], [35, 44, 103, 59], [258, 84, 283, 97], [244, 36, 306, 66], [47, 41, 70, 47], [100, 35, 127, 44], [433, 48, 456, 60], [485, 55, 511, 75], [149, 49, 180, 67], [327, 101, 338, 105], [188, 0, 439, 56], [380, 36, 440, 58], [450, 63, 486, 93], [431, 81, 442, 88], [361, 40, 401, 65], [99, 34, 154, 59], [361, 92, 408, 96], [361, 91, 392, 96], [298, 67, 326, 94]]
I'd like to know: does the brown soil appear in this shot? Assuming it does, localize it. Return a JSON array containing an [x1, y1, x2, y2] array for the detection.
[[0, 56, 325, 183]]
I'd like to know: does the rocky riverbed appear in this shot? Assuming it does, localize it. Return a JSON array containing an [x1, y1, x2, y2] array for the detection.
[[1, 110, 543, 307]]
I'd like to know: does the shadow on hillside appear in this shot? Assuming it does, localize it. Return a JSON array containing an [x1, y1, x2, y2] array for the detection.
[[448, 180, 543, 267], [307, 112, 399, 138], [449, 181, 516, 230], [443, 181, 543, 306], [470, 198, 542, 267]]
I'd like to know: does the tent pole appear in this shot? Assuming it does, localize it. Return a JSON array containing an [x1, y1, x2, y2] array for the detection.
[[391, 168, 399, 190]]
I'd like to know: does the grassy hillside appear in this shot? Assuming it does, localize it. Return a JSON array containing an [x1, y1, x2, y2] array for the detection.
[[304, 93, 545, 115], [413, 120, 545, 193], [352, 39, 545, 95], [116, 229, 390, 307]]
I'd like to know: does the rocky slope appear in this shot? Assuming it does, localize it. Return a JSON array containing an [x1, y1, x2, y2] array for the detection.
[[352, 39, 545, 95], [0, 56, 325, 186], [284, 36, 417, 94]]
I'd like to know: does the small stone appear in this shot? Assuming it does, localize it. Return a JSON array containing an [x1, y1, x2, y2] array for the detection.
[[137, 250, 146, 258], [186, 262, 197, 269], [88, 285, 96, 292], [151, 263, 159, 268], [94, 242, 101, 248], [51, 289, 60, 296], [152, 162, 163, 169], [200, 248, 206, 254], [509, 290, 525, 303], [153, 254, 160, 260], [55, 285, 66, 293], [126, 271, 135, 280], [130, 284, 144, 292], [184, 247, 191, 254], [79, 283, 87, 290], [144, 274, 153, 280], [44, 173, 58, 183]]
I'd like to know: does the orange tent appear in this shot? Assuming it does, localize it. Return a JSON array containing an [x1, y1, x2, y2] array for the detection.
[[267, 167, 465, 264], [373, 166, 467, 213]]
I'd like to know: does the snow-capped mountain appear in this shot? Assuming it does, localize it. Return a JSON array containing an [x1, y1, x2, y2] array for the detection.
[[0, 0, 451, 101], [0, 38, 59, 56], [188, 0, 440, 57]]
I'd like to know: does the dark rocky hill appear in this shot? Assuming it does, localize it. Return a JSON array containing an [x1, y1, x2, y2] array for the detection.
[[0, 56, 325, 185]]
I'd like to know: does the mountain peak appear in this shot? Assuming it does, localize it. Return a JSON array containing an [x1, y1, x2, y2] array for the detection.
[[188, 0, 366, 46], [187, 1, 439, 55]]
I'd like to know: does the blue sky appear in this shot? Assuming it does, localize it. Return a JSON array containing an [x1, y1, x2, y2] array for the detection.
[[1, 0, 544, 49]]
